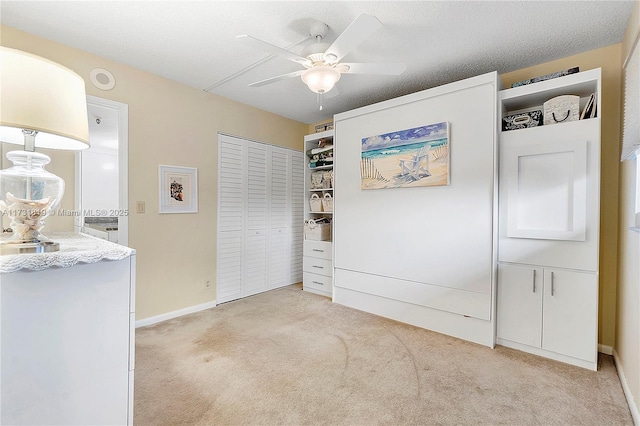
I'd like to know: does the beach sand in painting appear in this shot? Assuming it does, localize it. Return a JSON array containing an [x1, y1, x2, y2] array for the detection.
[[361, 146, 449, 189]]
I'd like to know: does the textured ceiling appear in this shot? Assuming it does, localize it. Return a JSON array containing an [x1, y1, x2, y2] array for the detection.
[[1, 1, 635, 124]]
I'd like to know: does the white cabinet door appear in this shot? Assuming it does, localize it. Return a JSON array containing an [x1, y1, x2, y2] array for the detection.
[[497, 263, 598, 365], [497, 263, 543, 348], [503, 130, 588, 241], [542, 268, 598, 362]]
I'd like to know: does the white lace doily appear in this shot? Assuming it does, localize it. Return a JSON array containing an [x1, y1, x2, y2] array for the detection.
[[0, 232, 134, 273]]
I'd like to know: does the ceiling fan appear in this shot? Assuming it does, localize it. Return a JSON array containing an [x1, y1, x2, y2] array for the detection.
[[237, 14, 406, 109]]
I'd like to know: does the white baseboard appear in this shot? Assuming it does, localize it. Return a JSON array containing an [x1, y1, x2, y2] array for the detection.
[[598, 344, 614, 355], [613, 349, 640, 426], [135, 300, 217, 328]]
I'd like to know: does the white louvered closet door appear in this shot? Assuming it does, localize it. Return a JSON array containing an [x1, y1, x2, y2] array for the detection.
[[245, 143, 268, 297], [217, 137, 244, 303], [269, 146, 289, 290], [217, 134, 304, 304], [289, 150, 304, 283]]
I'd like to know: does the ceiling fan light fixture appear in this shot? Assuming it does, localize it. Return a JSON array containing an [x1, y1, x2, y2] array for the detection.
[[301, 65, 341, 94], [324, 53, 339, 64]]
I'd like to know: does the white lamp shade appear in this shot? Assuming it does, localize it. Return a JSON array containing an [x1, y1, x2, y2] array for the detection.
[[301, 65, 341, 94], [0, 46, 90, 150]]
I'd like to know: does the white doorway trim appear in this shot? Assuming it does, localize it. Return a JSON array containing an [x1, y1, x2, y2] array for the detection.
[[76, 96, 129, 246]]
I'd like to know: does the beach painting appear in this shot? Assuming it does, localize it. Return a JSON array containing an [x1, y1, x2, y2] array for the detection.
[[360, 122, 450, 189]]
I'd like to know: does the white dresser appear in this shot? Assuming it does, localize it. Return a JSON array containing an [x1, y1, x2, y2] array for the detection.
[[303, 239, 333, 297], [0, 233, 136, 425]]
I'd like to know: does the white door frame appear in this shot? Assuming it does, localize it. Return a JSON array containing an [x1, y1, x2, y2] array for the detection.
[[75, 96, 129, 246]]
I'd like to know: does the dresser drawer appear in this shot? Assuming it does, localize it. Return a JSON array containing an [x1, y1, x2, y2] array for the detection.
[[303, 272, 332, 293], [303, 256, 332, 277], [303, 240, 332, 260]]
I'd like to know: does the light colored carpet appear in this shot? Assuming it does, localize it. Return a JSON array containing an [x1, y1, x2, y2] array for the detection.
[[134, 284, 633, 425]]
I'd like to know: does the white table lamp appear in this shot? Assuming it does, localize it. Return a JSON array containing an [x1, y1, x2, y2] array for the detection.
[[0, 47, 90, 254]]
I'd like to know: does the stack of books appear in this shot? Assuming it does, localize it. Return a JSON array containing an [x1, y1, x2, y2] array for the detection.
[[511, 67, 580, 88], [580, 93, 597, 119]]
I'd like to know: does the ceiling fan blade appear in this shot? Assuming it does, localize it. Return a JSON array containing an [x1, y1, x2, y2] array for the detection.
[[237, 35, 311, 67], [339, 63, 407, 75], [323, 14, 382, 63], [248, 70, 304, 87]]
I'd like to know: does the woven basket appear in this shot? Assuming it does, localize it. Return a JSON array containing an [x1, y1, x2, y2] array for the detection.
[[322, 170, 334, 189], [304, 219, 331, 241], [321, 193, 333, 212], [310, 171, 324, 189], [309, 193, 323, 212], [543, 95, 579, 125]]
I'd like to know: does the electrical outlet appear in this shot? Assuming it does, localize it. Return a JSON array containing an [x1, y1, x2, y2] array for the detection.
[[136, 201, 145, 214], [204, 280, 211, 289]]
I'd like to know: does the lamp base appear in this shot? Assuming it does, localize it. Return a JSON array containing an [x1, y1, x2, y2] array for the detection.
[[0, 240, 60, 255]]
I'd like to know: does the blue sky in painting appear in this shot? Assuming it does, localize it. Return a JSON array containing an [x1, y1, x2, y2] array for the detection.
[[361, 122, 448, 152]]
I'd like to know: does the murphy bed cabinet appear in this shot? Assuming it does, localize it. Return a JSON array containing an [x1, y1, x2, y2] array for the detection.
[[303, 129, 334, 297], [496, 68, 601, 370]]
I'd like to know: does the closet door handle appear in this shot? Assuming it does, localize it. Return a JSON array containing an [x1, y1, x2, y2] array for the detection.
[[532, 269, 536, 293], [550, 272, 555, 296]]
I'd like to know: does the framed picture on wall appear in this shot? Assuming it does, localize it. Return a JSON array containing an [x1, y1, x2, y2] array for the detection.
[[360, 121, 450, 189], [158, 165, 198, 213]]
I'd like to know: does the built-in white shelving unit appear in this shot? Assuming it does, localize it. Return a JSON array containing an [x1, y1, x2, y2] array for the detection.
[[496, 68, 602, 370], [302, 128, 334, 298]]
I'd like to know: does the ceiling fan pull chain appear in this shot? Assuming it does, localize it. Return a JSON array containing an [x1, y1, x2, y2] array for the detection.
[[317, 92, 323, 111]]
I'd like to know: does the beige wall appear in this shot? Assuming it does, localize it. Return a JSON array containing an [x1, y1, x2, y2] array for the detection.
[[0, 25, 309, 320], [501, 45, 622, 350], [616, 0, 640, 415]]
